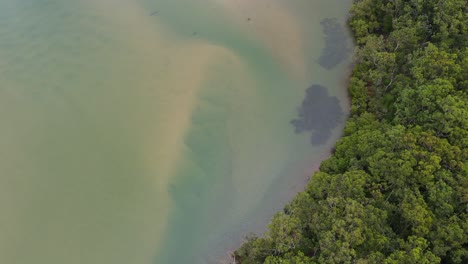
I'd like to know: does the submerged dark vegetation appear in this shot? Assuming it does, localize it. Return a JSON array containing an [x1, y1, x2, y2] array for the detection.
[[291, 84, 344, 146], [235, 0, 468, 263]]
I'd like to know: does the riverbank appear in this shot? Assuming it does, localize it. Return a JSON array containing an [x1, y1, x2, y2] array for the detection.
[[234, 0, 468, 262]]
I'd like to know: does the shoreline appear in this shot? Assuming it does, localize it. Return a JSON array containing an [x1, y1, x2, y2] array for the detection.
[[217, 12, 357, 263], [232, 0, 468, 262]]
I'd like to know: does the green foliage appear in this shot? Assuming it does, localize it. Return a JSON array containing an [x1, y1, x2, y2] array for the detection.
[[234, 0, 468, 263], [383, 236, 441, 264], [264, 252, 314, 264]]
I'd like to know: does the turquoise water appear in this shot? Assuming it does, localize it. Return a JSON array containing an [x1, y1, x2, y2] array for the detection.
[[0, 0, 353, 263]]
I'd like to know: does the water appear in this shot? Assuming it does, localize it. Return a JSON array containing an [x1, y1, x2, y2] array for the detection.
[[0, 0, 353, 263]]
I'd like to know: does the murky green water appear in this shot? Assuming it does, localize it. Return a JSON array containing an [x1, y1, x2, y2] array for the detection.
[[0, 0, 353, 263]]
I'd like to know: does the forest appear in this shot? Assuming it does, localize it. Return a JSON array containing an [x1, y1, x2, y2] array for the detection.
[[234, 0, 468, 263]]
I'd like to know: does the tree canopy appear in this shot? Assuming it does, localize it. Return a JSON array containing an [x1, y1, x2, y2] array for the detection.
[[234, 0, 468, 263]]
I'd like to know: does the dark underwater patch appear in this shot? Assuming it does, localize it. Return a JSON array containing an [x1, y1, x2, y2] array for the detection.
[[318, 18, 352, 70], [291, 85, 343, 145]]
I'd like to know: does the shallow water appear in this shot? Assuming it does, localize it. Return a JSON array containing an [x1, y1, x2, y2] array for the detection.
[[0, 0, 353, 263]]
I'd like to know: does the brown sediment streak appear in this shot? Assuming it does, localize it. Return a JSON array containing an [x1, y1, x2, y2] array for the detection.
[[219, 0, 308, 82], [79, 0, 250, 260], [0, 1, 353, 263]]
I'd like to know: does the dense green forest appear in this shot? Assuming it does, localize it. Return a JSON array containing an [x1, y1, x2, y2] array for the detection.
[[234, 0, 468, 263]]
